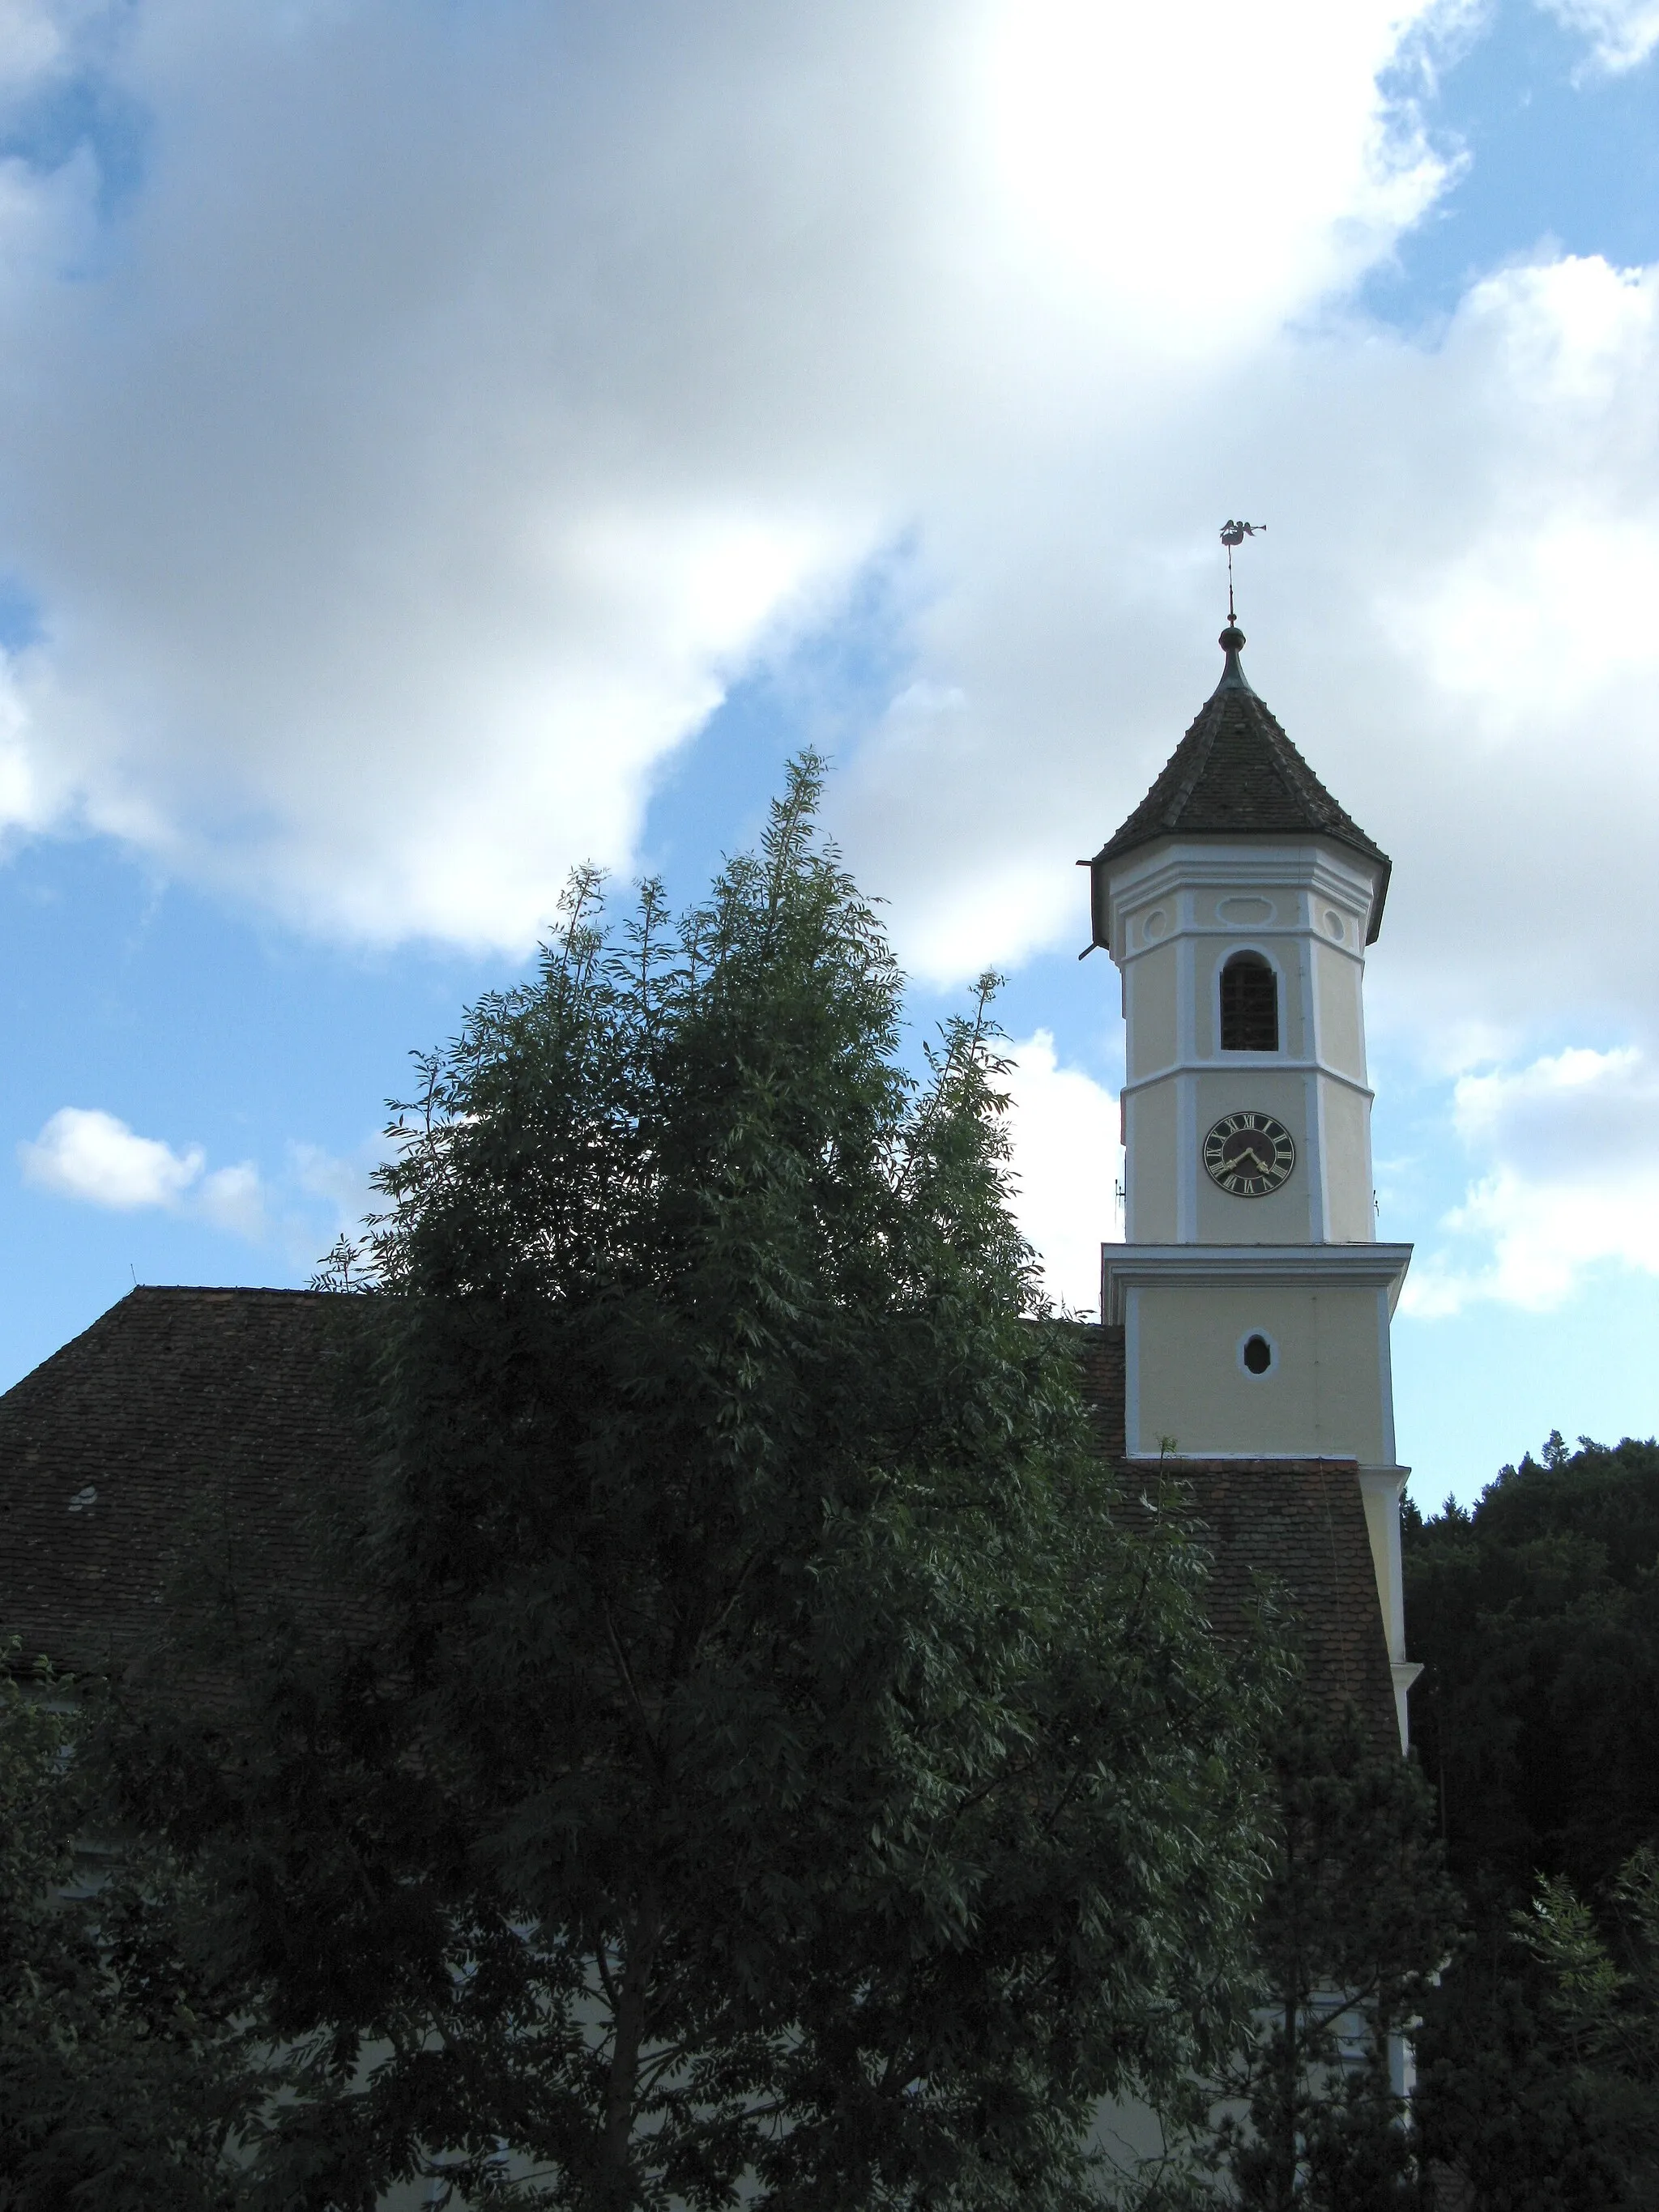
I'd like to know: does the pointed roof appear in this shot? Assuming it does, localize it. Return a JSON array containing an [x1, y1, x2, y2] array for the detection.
[[1086, 626, 1391, 946]]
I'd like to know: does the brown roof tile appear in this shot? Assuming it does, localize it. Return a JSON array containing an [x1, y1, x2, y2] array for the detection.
[[0, 1292, 1397, 1754], [1086, 630, 1391, 946], [1076, 1323, 1398, 1751], [0, 1286, 365, 1677]]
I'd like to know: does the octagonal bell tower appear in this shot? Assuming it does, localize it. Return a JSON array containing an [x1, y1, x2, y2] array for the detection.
[[1085, 622, 1418, 1741]]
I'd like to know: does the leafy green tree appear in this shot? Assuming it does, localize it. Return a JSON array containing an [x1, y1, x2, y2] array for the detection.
[[0, 1645, 267, 2210], [1413, 1921, 1622, 2212], [1205, 1695, 1458, 2212], [104, 759, 1282, 2210]]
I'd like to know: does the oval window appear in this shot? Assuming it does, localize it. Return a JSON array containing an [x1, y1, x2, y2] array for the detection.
[[1243, 1334, 1273, 1375]]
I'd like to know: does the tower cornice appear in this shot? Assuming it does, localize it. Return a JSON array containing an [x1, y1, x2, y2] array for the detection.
[[1102, 1242, 1414, 1327]]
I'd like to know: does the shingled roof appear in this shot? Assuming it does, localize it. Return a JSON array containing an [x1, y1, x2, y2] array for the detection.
[[1070, 1323, 1399, 1749], [1087, 626, 1392, 945], [0, 1287, 365, 1678], [0, 1288, 1398, 1754]]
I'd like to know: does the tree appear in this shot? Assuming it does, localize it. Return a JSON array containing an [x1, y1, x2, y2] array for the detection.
[[1513, 1849, 1659, 2193], [1410, 1859, 1659, 2212], [1403, 1434, 1659, 2209], [0, 1645, 267, 2210], [1201, 1694, 1458, 2212], [1403, 1434, 1659, 1903], [104, 758, 1282, 2210]]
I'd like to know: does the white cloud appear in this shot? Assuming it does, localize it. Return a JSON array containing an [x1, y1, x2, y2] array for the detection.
[[842, 246, 1659, 1046], [0, 1, 76, 89], [20, 1106, 204, 1209], [195, 1161, 265, 1241], [1001, 1030, 1120, 1316], [18, 1104, 267, 1236], [1535, 0, 1659, 74], [1401, 1046, 1659, 1315], [288, 1139, 377, 1231], [0, 0, 1454, 953], [0, 0, 1648, 1132]]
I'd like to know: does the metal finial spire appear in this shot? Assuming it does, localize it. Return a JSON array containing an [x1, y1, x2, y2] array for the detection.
[[1219, 519, 1265, 624]]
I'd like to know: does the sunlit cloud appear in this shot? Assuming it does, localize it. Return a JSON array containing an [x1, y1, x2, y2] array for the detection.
[[19, 1106, 205, 1212], [0, 0, 1464, 958], [0, 2, 1648, 1157], [1001, 1030, 1120, 1317], [1536, 0, 1659, 75], [13, 1107, 378, 1253], [1401, 1046, 1659, 1315]]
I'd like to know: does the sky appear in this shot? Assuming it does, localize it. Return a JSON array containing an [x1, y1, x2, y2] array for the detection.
[[0, 0, 1657, 1508]]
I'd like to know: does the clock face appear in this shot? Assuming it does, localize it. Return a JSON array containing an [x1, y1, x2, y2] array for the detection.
[[1203, 1110, 1297, 1198]]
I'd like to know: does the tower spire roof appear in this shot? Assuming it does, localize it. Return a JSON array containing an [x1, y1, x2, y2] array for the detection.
[[1085, 625, 1391, 946]]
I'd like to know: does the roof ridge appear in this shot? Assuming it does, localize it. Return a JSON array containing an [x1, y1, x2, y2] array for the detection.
[[125, 1284, 332, 1298]]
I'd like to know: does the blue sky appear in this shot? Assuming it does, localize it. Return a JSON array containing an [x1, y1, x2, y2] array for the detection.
[[0, 0, 1656, 1507]]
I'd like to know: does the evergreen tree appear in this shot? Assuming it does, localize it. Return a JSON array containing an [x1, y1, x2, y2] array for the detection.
[[1512, 1849, 1659, 2193], [1404, 1434, 1659, 1903], [104, 759, 1282, 2210], [1405, 1434, 1659, 2207]]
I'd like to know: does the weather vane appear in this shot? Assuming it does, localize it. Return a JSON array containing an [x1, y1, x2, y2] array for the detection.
[[1219, 519, 1265, 625]]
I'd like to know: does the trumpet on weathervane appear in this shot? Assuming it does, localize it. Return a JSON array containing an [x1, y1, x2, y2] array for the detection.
[[1219, 518, 1265, 624]]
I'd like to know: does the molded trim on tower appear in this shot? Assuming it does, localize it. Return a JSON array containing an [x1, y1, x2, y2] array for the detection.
[[1101, 840, 1383, 959], [1117, 1062, 1376, 1100], [1121, 1289, 1141, 1460], [1101, 1242, 1414, 1327]]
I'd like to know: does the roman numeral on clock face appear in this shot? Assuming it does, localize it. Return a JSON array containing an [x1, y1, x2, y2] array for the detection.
[[1201, 1110, 1297, 1197]]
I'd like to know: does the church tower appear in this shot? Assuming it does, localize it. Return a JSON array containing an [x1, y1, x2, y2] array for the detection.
[[1085, 623, 1418, 1743]]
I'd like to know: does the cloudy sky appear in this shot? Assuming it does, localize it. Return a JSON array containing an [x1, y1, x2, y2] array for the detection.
[[2, 0, 1657, 1503]]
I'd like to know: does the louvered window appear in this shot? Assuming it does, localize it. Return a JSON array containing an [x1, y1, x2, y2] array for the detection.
[[1221, 953, 1278, 1051]]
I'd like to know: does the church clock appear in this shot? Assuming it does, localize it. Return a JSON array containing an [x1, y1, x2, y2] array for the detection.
[[1201, 1110, 1296, 1198]]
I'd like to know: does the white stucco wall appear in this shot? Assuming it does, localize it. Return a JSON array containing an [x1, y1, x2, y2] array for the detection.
[[1109, 840, 1380, 1249], [1125, 1281, 1391, 1463]]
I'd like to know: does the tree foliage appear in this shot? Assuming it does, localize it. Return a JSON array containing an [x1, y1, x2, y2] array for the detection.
[[1405, 1433, 1659, 2208], [1200, 1696, 1457, 2212], [1515, 1849, 1659, 2184], [1404, 1433, 1659, 1904], [0, 1646, 266, 2210], [100, 758, 1282, 2210]]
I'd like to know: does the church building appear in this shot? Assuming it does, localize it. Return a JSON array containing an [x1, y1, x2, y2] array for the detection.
[[1085, 618, 1418, 1749], [0, 622, 1414, 1756]]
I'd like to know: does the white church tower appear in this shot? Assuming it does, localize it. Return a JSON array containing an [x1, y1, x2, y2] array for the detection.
[[1086, 621, 1419, 1744]]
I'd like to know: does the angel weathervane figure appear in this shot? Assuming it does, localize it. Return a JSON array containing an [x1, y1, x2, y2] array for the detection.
[[1219, 519, 1265, 624]]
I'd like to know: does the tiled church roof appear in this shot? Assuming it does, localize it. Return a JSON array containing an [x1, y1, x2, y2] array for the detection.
[[0, 1287, 364, 1678], [1086, 628, 1392, 944], [0, 1288, 1398, 1753], [1070, 1323, 1398, 1748]]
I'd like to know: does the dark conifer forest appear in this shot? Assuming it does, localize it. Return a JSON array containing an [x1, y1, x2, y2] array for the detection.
[[1405, 1436, 1659, 2207]]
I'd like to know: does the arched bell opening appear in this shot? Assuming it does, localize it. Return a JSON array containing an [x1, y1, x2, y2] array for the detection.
[[1220, 950, 1278, 1052]]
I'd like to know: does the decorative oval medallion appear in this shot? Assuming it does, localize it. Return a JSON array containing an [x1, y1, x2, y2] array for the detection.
[[1218, 896, 1273, 925], [1141, 908, 1168, 943]]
